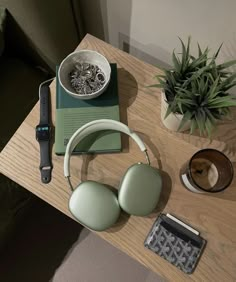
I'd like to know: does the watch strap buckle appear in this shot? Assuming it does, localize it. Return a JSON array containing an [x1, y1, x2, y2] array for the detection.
[[40, 165, 52, 184]]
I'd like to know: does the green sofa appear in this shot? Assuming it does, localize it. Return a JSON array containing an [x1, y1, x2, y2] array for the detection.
[[0, 8, 48, 250]]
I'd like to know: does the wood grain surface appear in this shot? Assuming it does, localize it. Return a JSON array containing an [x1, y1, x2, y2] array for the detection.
[[1, 34, 236, 281]]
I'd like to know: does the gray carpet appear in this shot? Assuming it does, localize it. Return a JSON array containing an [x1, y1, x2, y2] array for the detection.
[[52, 228, 165, 282]]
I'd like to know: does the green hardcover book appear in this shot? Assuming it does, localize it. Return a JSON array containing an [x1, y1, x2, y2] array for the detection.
[[55, 64, 121, 155]]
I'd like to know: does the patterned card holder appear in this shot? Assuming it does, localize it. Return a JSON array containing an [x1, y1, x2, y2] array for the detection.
[[144, 214, 206, 274]]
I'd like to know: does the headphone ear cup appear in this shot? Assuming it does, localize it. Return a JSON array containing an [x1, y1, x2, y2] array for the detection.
[[69, 181, 120, 231], [118, 163, 162, 216]]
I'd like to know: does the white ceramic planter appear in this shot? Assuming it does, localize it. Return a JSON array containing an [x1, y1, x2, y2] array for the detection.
[[161, 91, 191, 132]]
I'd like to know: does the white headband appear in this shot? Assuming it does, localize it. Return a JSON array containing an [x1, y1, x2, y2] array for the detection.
[[64, 119, 148, 178]]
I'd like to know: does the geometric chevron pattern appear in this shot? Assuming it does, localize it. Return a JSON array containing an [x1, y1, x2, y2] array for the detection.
[[144, 220, 204, 274]]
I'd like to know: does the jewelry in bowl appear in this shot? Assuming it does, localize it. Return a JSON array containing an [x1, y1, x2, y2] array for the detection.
[[58, 50, 111, 100]]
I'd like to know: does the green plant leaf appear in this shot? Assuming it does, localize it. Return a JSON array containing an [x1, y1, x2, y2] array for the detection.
[[218, 73, 236, 90], [177, 111, 192, 131], [218, 70, 231, 78], [217, 59, 236, 71], [190, 80, 198, 94], [175, 87, 194, 97], [208, 96, 236, 104], [156, 76, 166, 85], [164, 70, 176, 88], [205, 118, 214, 138], [210, 61, 219, 79], [164, 104, 174, 119], [220, 81, 236, 92], [178, 37, 190, 72], [199, 77, 205, 93], [205, 72, 215, 84], [199, 107, 206, 121], [200, 47, 210, 68], [154, 74, 166, 79], [204, 108, 216, 125], [197, 43, 202, 57], [207, 95, 236, 109], [147, 84, 162, 88], [208, 100, 236, 108], [190, 119, 197, 134], [177, 98, 197, 106], [183, 64, 213, 87], [213, 43, 223, 59], [186, 36, 191, 59], [207, 75, 220, 99], [178, 38, 186, 61], [195, 110, 205, 136], [188, 52, 209, 70], [177, 101, 184, 114], [172, 53, 181, 73]]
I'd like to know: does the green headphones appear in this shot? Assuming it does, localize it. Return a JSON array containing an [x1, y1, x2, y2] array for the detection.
[[64, 119, 162, 231]]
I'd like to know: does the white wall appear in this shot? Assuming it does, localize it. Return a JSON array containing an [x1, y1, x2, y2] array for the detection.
[[81, 0, 236, 69]]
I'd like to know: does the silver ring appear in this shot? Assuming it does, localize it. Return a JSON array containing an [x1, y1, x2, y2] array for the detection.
[[95, 72, 105, 83]]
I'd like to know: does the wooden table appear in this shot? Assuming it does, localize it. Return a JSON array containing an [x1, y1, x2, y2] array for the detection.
[[1, 34, 236, 281]]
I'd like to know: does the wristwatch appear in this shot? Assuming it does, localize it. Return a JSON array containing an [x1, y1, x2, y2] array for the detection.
[[35, 82, 53, 183]]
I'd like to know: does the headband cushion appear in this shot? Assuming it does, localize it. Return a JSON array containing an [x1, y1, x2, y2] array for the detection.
[[118, 163, 162, 216], [69, 181, 120, 231]]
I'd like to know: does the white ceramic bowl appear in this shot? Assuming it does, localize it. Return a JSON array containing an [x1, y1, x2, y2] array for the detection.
[[58, 50, 111, 100]]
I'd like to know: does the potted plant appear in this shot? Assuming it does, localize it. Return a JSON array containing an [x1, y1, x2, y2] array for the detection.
[[149, 38, 236, 136]]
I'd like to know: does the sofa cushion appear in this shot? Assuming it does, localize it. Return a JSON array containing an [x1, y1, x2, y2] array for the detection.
[[0, 7, 6, 56], [0, 58, 46, 149], [0, 57, 47, 251], [0, 174, 33, 251]]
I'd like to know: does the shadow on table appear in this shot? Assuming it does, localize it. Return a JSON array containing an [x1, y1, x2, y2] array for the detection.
[[117, 67, 138, 153], [154, 170, 172, 213], [135, 131, 172, 217], [176, 108, 236, 163], [0, 197, 83, 282]]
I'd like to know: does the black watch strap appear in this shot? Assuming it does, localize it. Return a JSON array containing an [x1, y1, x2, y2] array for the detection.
[[38, 83, 52, 184], [40, 84, 50, 124], [39, 141, 52, 183]]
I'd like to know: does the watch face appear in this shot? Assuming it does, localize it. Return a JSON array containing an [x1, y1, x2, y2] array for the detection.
[[36, 125, 50, 141]]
